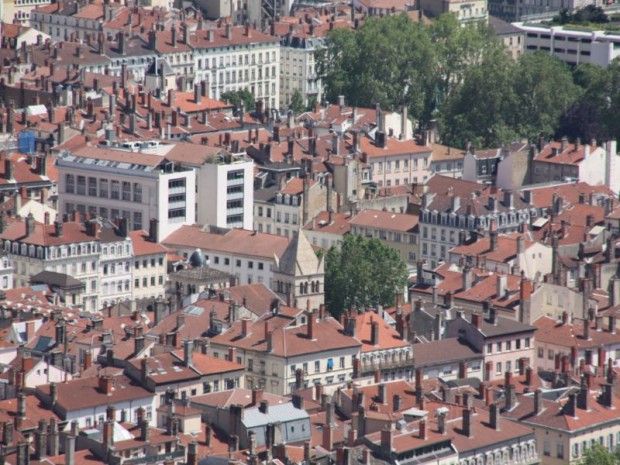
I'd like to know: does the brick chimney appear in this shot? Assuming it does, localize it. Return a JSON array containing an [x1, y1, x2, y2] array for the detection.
[[489, 403, 500, 431], [98, 375, 113, 395], [307, 311, 316, 340], [462, 408, 473, 437]]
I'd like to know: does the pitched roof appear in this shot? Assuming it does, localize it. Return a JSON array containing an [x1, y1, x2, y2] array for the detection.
[[349, 209, 418, 233], [413, 338, 482, 367], [275, 230, 322, 277], [353, 311, 410, 352], [36, 374, 152, 412], [209, 313, 361, 358], [163, 226, 290, 260]]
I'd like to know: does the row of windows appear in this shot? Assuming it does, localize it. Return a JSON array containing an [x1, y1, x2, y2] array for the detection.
[[65, 175, 143, 202], [373, 157, 428, 174], [291, 356, 348, 375], [197, 51, 276, 69], [134, 276, 164, 289], [65, 203, 143, 231], [486, 337, 531, 354]]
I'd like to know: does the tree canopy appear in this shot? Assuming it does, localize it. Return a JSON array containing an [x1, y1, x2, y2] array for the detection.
[[221, 89, 256, 112], [317, 13, 620, 149], [289, 90, 305, 115], [578, 444, 620, 465], [325, 234, 408, 318]]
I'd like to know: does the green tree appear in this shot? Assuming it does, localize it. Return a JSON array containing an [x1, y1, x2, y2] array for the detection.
[[220, 89, 256, 112], [438, 43, 518, 148], [579, 444, 620, 465], [513, 52, 580, 139], [289, 90, 305, 115], [316, 14, 435, 121], [325, 235, 408, 317]]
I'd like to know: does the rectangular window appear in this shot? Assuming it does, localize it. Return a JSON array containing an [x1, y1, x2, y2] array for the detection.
[[88, 177, 97, 196], [77, 176, 86, 195], [544, 441, 550, 456], [122, 182, 131, 201], [111, 181, 120, 200], [133, 183, 142, 202], [548, 349, 555, 360], [66, 174, 75, 194], [496, 362, 502, 374], [133, 212, 142, 231]]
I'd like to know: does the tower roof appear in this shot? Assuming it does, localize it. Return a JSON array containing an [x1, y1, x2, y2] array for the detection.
[[275, 230, 323, 277]]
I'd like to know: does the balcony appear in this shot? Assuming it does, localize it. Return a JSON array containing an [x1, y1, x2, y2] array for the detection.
[[227, 191, 244, 201], [123, 449, 185, 465], [227, 177, 244, 187], [361, 357, 414, 373]]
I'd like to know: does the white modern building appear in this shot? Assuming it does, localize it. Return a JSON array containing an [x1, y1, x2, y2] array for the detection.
[[56, 143, 196, 240], [516, 23, 620, 68], [190, 25, 280, 108], [198, 152, 254, 230]]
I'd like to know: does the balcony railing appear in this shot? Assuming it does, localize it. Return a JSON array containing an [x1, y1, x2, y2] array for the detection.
[[123, 449, 185, 465]]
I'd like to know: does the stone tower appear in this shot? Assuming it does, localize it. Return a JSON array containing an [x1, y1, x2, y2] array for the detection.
[[273, 230, 324, 310]]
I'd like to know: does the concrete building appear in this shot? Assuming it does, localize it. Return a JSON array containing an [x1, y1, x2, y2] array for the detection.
[[194, 150, 254, 230], [516, 23, 620, 67], [56, 144, 196, 239]]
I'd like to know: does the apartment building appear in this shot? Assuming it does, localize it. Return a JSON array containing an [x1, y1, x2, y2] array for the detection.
[[361, 133, 433, 188], [197, 151, 254, 230], [99, 220, 133, 307], [150, 26, 194, 89], [190, 25, 280, 108], [56, 144, 196, 239], [531, 138, 620, 194], [504, 383, 620, 465], [30, 2, 111, 40], [0, 215, 101, 311], [445, 310, 536, 381], [348, 310, 413, 382], [254, 177, 329, 238], [534, 314, 620, 372], [3, 0, 52, 25], [449, 231, 553, 279], [278, 27, 322, 107], [349, 209, 418, 265], [419, 175, 539, 268], [429, 144, 465, 179], [130, 229, 168, 302], [124, 346, 245, 408], [36, 374, 156, 427], [208, 308, 361, 395], [419, 0, 488, 23]]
